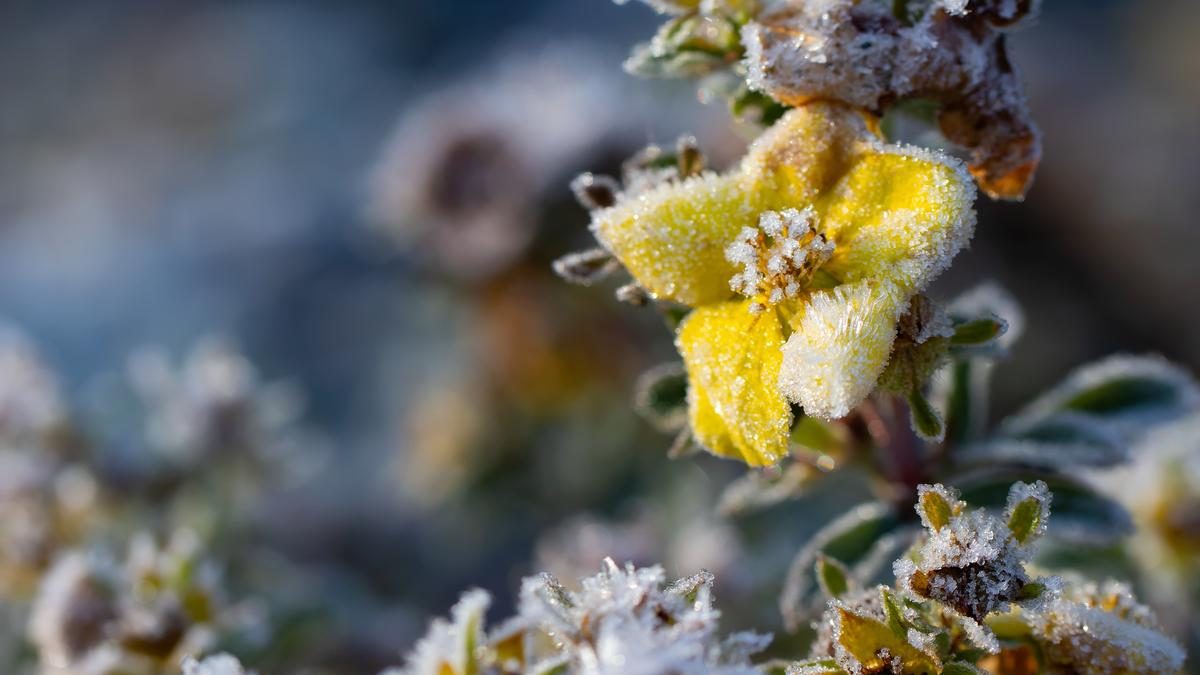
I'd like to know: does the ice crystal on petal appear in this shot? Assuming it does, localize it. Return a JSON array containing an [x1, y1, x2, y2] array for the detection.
[[400, 589, 490, 675], [778, 282, 903, 420]]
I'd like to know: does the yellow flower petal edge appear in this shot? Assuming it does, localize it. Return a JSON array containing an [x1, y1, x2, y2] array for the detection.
[[590, 102, 864, 307], [677, 300, 791, 466], [821, 142, 977, 295], [778, 281, 904, 420]]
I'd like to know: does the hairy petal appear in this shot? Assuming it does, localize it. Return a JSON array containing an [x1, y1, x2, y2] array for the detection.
[[779, 281, 904, 419]]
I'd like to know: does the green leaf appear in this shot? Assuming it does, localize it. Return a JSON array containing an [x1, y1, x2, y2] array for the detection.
[[950, 317, 1006, 347], [918, 489, 954, 532], [815, 554, 852, 600], [908, 389, 944, 442], [781, 503, 900, 630], [1007, 497, 1043, 545], [880, 588, 908, 639], [718, 462, 819, 516], [1011, 355, 1199, 433], [835, 606, 940, 674], [952, 469, 1132, 544], [791, 415, 844, 455], [942, 662, 986, 675], [633, 363, 689, 432]]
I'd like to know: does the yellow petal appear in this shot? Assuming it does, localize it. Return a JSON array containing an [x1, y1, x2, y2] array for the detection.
[[590, 102, 864, 307], [778, 281, 904, 419], [677, 300, 791, 466], [820, 144, 976, 295]]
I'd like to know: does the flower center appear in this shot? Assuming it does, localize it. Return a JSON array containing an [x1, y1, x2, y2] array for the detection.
[[725, 207, 835, 314]]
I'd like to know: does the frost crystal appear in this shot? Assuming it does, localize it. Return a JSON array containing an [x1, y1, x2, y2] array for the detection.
[[391, 560, 766, 675], [725, 208, 835, 314]]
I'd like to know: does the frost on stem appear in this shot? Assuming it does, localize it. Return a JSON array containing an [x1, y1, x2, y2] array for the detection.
[[391, 559, 767, 675], [896, 482, 1053, 623], [742, 0, 1041, 199]]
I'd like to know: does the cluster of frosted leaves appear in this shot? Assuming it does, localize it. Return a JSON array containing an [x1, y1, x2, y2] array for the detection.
[[29, 532, 228, 675], [117, 338, 316, 479], [998, 580, 1185, 675], [894, 483, 1055, 628], [795, 583, 996, 674], [741, 0, 1041, 199], [180, 654, 251, 675], [387, 559, 769, 675]]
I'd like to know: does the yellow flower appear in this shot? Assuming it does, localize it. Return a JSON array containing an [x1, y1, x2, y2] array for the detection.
[[590, 102, 975, 466]]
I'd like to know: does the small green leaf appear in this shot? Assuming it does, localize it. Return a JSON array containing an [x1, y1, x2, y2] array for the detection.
[[815, 554, 852, 600], [633, 363, 688, 432], [1007, 497, 1043, 545], [950, 317, 1006, 347], [778, 658, 843, 674], [908, 389, 944, 442], [880, 588, 908, 639], [791, 415, 844, 455], [942, 662, 986, 675], [918, 488, 954, 532], [1018, 581, 1047, 600]]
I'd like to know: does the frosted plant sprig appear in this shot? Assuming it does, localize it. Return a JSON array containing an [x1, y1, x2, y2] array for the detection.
[[386, 559, 768, 675], [29, 531, 233, 675]]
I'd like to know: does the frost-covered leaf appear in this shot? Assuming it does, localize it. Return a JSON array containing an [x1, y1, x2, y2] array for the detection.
[[833, 605, 940, 674], [1009, 355, 1200, 438], [952, 469, 1132, 545], [633, 362, 689, 432], [959, 412, 1127, 470], [1004, 482, 1051, 547], [552, 248, 620, 286], [569, 173, 620, 211], [781, 503, 900, 630], [783, 658, 843, 675], [942, 662, 986, 675], [815, 554, 852, 601], [717, 461, 819, 516], [917, 484, 962, 532]]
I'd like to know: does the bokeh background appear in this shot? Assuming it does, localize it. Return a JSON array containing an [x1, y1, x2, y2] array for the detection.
[[0, 0, 1197, 672]]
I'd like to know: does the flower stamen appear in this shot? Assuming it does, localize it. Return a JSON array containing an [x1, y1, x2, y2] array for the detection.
[[726, 207, 835, 313]]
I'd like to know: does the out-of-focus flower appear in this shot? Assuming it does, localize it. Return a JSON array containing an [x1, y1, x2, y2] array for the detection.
[[91, 337, 319, 487], [387, 560, 767, 675], [585, 101, 974, 465], [742, 0, 1041, 200], [367, 47, 630, 282], [0, 449, 100, 596], [393, 374, 486, 508], [29, 532, 234, 675], [0, 324, 69, 448], [1092, 414, 1200, 644]]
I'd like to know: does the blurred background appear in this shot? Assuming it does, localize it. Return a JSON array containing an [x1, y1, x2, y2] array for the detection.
[[0, 0, 1197, 672]]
